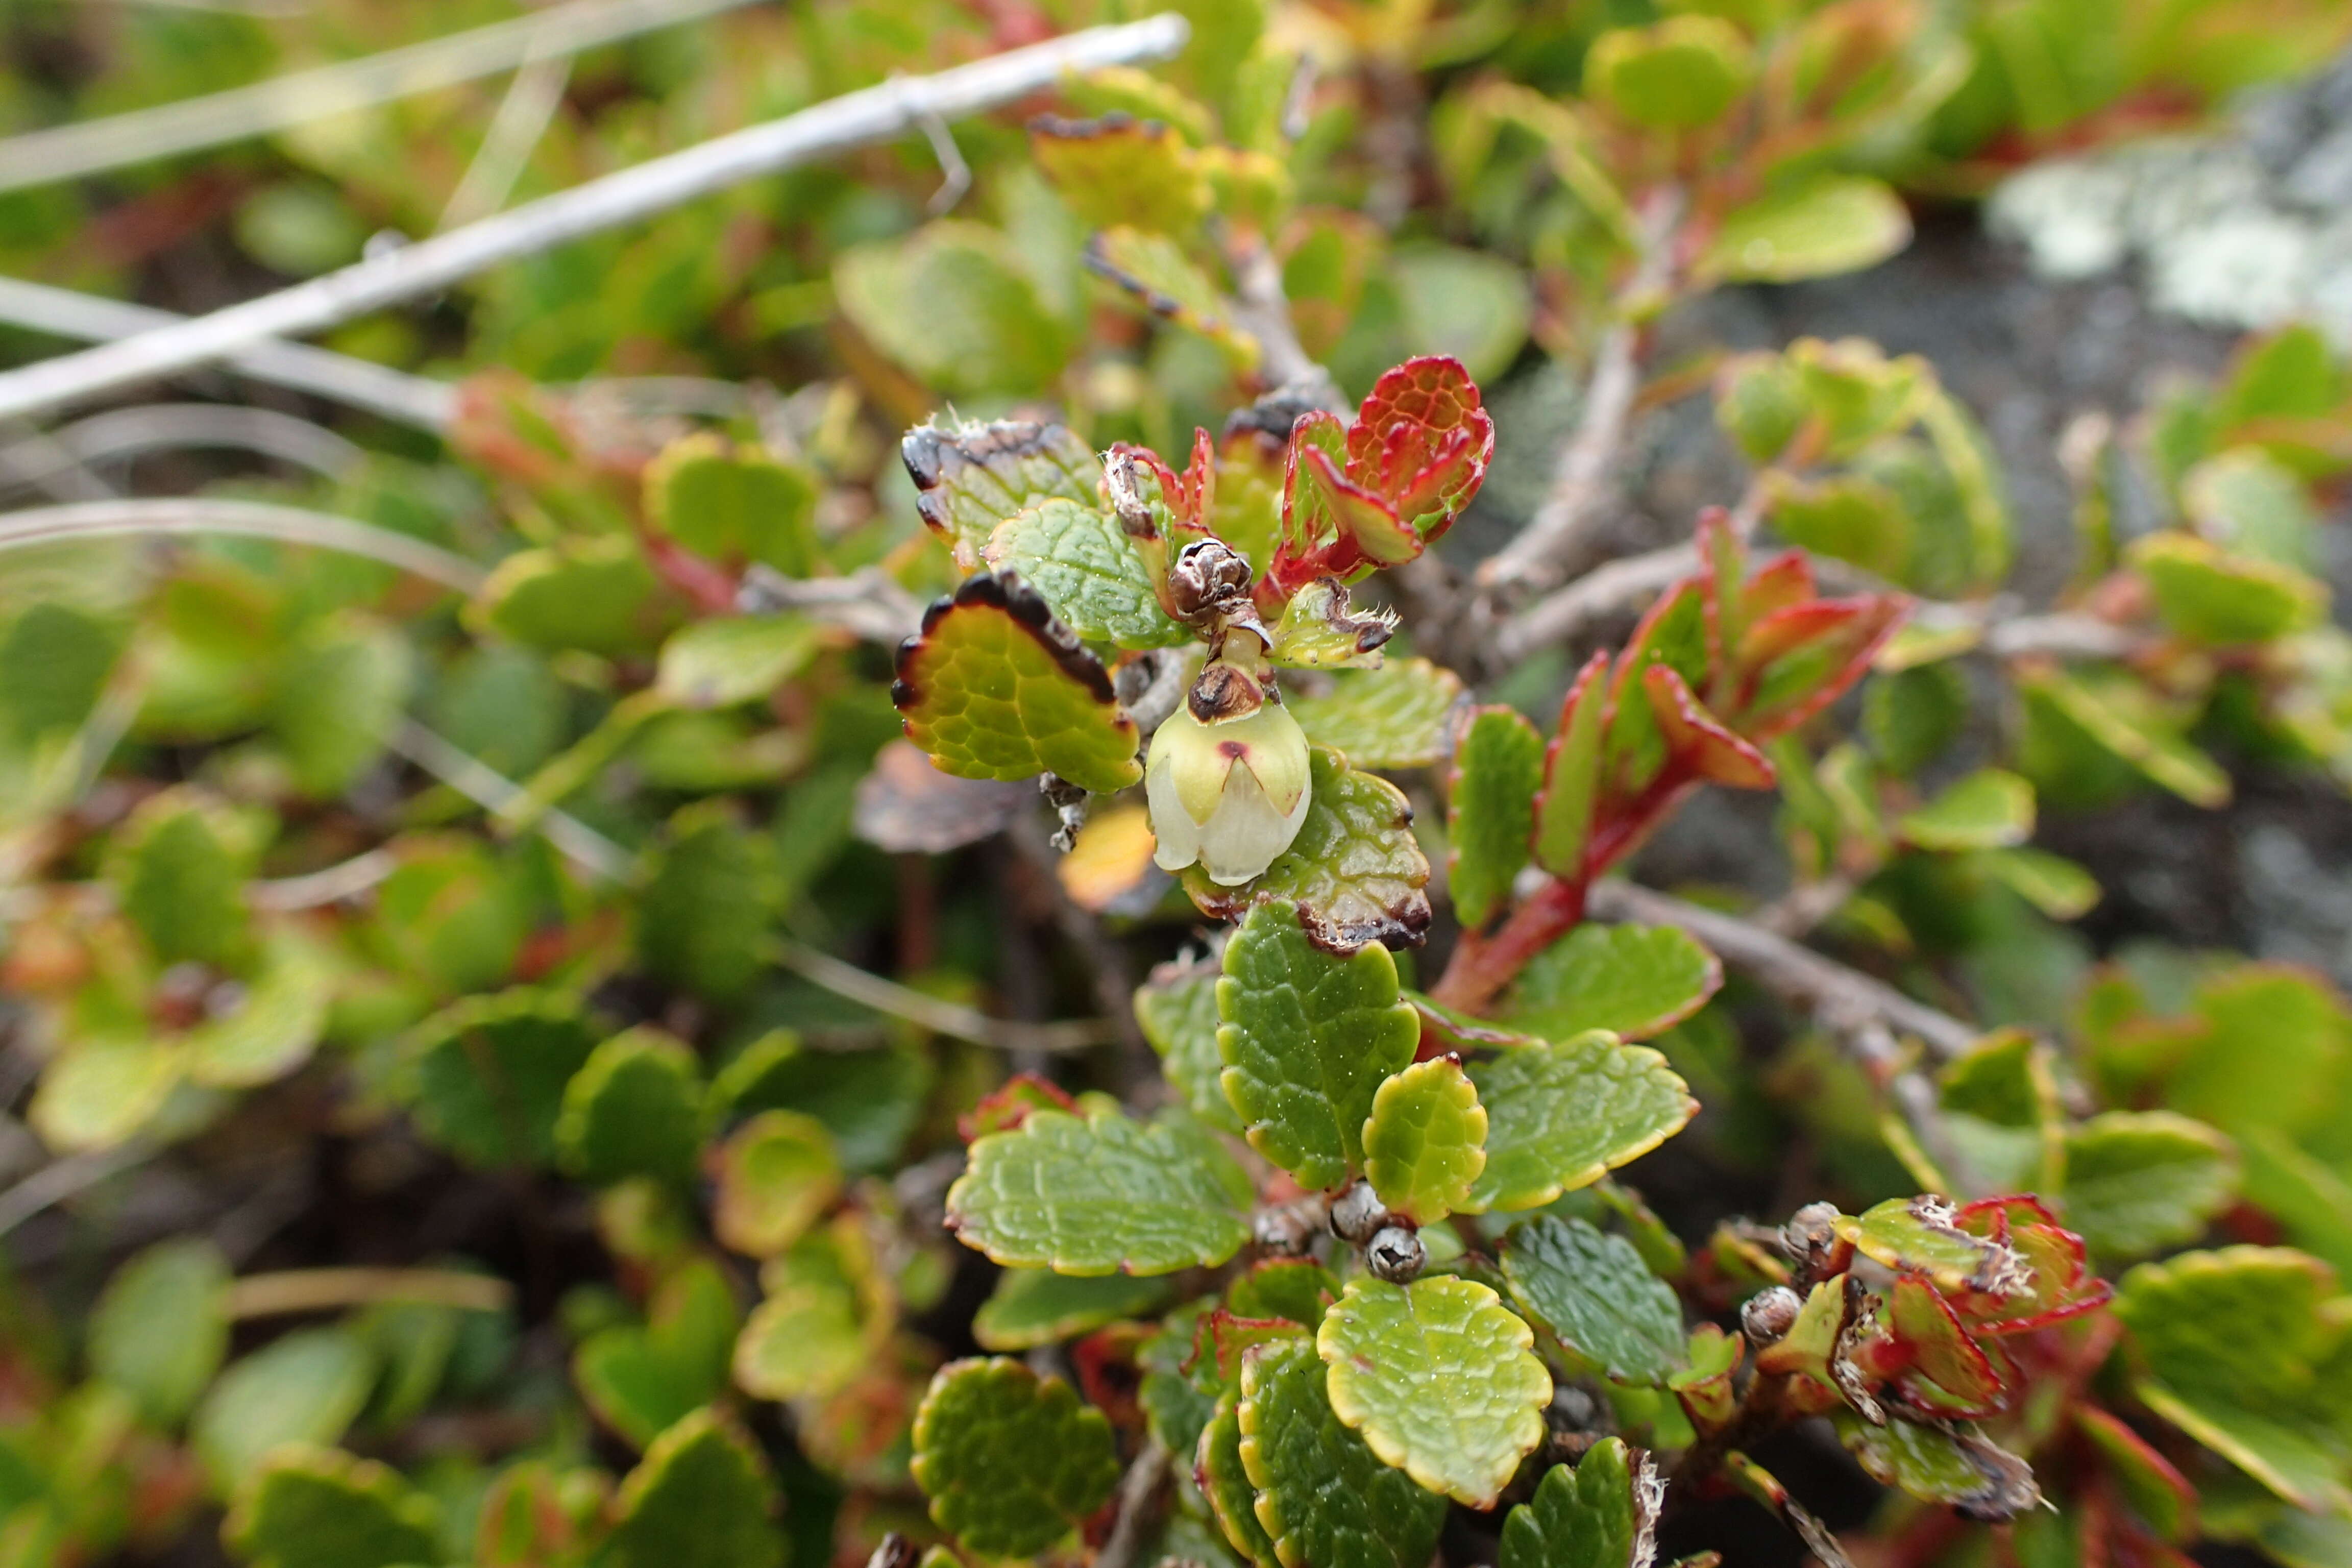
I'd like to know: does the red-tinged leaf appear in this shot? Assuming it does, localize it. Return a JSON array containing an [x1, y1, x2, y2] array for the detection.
[[1179, 427, 1217, 534], [1105, 442, 1185, 540], [1644, 665, 1776, 790], [1743, 550, 1816, 622], [1887, 1275, 2008, 1418], [2075, 1405, 2198, 1543], [1951, 1198, 2111, 1335], [1736, 595, 1908, 740], [1697, 508, 1746, 683], [1532, 650, 1612, 877], [1197, 1309, 1307, 1385], [959, 1074, 1079, 1143], [1279, 419, 1413, 584], [1601, 580, 1709, 801], [1343, 358, 1494, 538]]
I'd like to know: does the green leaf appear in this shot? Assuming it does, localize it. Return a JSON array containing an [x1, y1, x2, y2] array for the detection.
[[1448, 706, 1544, 929], [403, 989, 601, 1168], [1503, 923, 1721, 1042], [645, 433, 819, 574], [1136, 957, 1242, 1133], [1841, 1197, 2021, 1292], [107, 786, 253, 968], [88, 1238, 231, 1426], [1217, 900, 1422, 1189], [576, 1260, 739, 1450], [1698, 175, 1913, 284], [713, 1110, 841, 1258], [2133, 1382, 2347, 1514], [270, 613, 410, 799], [912, 1358, 1121, 1559], [836, 222, 1073, 401], [185, 933, 334, 1089], [605, 1409, 785, 1568], [1316, 1278, 1550, 1507], [984, 497, 1189, 650], [1200, 1391, 1283, 1568], [1238, 1340, 1448, 1568], [1502, 1216, 1686, 1386], [654, 616, 824, 709], [1765, 473, 1912, 579], [2114, 1246, 2338, 1412], [731, 1226, 878, 1402], [2021, 669, 2231, 807], [1834, 1412, 2040, 1518], [2061, 1111, 2238, 1260], [1584, 15, 1753, 128], [1976, 847, 2101, 920], [974, 1268, 1173, 1352], [1865, 664, 1969, 776], [28, 1034, 184, 1151], [1466, 1032, 1696, 1212], [193, 1326, 377, 1493], [636, 803, 779, 1002], [2129, 532, 2325, 646], [556, 1027, 706, 1187], [893, 572, 1142, 794], [1183, 748, 1434, 952], [1030, 115, 1210, 234], [1267, 578, 1398, 670], [2182, 448, 2320, 569], [1288, 658, 1463, 770], [1498, 1438, 1653, 1568], [1086, 227, 1260, 370], [1533, 652, 1610, 878], [1897, 769, 2035, 851], [1361, 1059, 1486, 1226], [224, 1446, 442, 1568], [1390, 246, 1533, 386], [946, 1105, 1254, 1275], [0, 602, 121, 749], [471, 535, 673, 657], [903, 418, 1100, 571]]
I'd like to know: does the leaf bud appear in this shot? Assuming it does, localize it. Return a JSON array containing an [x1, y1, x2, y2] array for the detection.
[[1741, 1285, 1804, 1344], [1168, 539, 1255, 625], [1328, 1179, 1388, 1244], [1364, 1226, 1426, 1284]]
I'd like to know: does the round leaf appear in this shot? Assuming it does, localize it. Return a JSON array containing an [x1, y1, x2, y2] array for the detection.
[[1238, 1339, 1448, 1568], [1466, 1032, 1696, 1213], [911, 1357, 1120, 1559], [1361, 1058, 1487, 1226]]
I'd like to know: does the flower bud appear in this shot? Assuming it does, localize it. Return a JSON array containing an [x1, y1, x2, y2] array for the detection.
[[1145, 700, 1312, 886]]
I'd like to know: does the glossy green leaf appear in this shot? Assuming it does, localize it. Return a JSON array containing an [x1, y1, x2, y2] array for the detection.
[[107, 786, 253, 968], [556, 1027, 705, 1186], [903, 418, 1100, 570], [184, 932, 333, 1089], [2130, 532, 2325, 646], [1086, 227, 1259, 370], [1218, 899, 1422, 1189], [1183, 748, 1434, 952], [893, 572, 1141, 794], [472, 535, 673, 657], [1498, 1438, 1652, 1568], [1503, 923, 1721, 1042], [1532, 652, 1609, 878], [645, 433, 819, 575], [605, 1409, 785, 1568], [403, 989, 601, 1168], [1898, 769, 2035, 851], [1201, 1391, 1283, 1568], [1699, 175, 1913, 284], [88, 1238, 231, 1426], [985, 497, 1188, 650], [224, 1446, 442, 1568], [912, 1357, 1121, 1559], [1584, 16, 1752, 128], [731, 1277, 867, 1403], [1289, 658, 1463, 770], [1502, 1216, 1686, 1386], [946, 1106, 1254, 1275], [1240, 1340, 1448, 1568], [2062, 1111, 2238, 1260], [1466, 1032, 1696, 1212], [1835, 1412, 2040, 1518], [193, 1326, 377, 1492], [974, 1268, 1172, 1351], [1842, 1197, 2022, 1292], [713, 1110, 841, 1258], [1136, 957, 1243, 1133], [637, 804, 779, 1003], [1448, 705, 1543, 929], [1317, 1278, 1549, 1507], [654, 616, 823, 709], [1361, 1059, 1486, 1225]]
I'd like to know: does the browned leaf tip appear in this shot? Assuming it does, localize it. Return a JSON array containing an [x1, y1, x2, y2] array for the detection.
[[891, 571, 1120, 714]]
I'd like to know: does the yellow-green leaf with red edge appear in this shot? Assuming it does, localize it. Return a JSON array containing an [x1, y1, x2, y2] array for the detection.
[[1884, 1275, 2006, 1418], [1643, 665, 1775, 789], [890, 572, 1141, 795], [1361, 1058, 1487, 1225], [1532, 649, 1611, 879], [1281, 412, 1417, 579]]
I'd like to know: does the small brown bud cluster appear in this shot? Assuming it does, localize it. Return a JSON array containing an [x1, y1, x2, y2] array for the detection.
[[1741, 1284, 1804, 1343], [1329, 1180, 1426, 1284]]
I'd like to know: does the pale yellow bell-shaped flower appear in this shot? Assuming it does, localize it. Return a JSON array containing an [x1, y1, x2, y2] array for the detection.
[[1144, 701, 1312, 886]]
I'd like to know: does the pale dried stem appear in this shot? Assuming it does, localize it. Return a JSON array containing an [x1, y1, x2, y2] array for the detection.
[[225, 1266, 513, 1319], [0, 16, 1191, 422], [0, 498, 488, 594]]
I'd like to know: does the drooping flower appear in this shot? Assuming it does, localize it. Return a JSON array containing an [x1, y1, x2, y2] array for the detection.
[[1144, 701, 1311, 886]]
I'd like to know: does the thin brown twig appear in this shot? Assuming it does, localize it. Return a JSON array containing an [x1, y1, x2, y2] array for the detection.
[[1094, 1439, 1172, 1568], [225, 1266, 514, 1319]]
